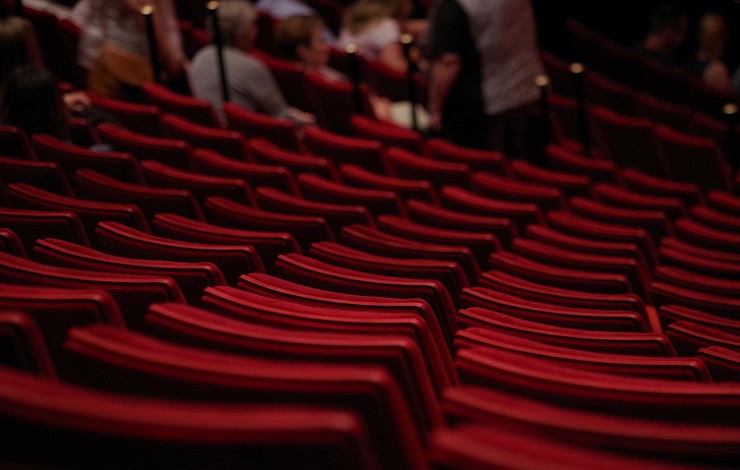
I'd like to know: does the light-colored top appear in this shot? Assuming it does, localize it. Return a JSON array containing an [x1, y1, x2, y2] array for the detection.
[[336, 17, 401, 61], [74, 0, 184, 71], [456, 0, 544, 116], [188, 45, 290, 123], [255, 0, 336, 42]]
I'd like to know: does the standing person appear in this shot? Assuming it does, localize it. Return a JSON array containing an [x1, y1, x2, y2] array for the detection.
[[188, 0, 315, 126], [633, 2, 690, 67], [76, 0, 188, 101], [425, 0, 545, 158], [685, 11, 733, 92]]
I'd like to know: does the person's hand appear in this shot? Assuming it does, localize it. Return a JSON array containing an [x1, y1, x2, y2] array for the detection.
[[287, 107, 317, 127], [427, 110, 443, 132], [63, 91, 91, 113]]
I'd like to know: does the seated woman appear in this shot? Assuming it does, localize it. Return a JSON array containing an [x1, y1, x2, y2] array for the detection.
[[335, 0, 424, 74], [0, 65, 111, 149], [274, 14, 428, 129]]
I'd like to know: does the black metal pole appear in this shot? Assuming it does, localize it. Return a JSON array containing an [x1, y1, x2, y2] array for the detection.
[[571, 62, 590, 156], [207, 1, 229, 103], [345, 44, 363, 115], [724, 103, 738, 173], [536, 74, 551, 145], [141, 5, 162, 84], [401, 34, 418, 132]]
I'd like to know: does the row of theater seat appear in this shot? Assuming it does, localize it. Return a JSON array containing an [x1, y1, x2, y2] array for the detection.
[[2, 9, 740, 464]]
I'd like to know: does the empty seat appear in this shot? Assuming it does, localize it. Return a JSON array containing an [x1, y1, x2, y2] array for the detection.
[[0, 365, 383, 470], [142, 81, 221, 127], [589, 104, 668, 177], [296, 173, 405, 217], [508, 159, 592, 198], [191, 288, 442, 436], [0, 207, 90, 252], [339, 164, 439, 205], [617, 167, 704, 207], [454, 347, 740, 424], [256, 186, 374, 238], [545, 143, 617, 183], [428, 421, 709, 470], [304, 125, 387, 174], [72, 168, 204, 222], [439, 185, 544, 235], [31, 134, 144, 184], [689, 204, 740, 232], [161, 114, 250, 161], [650, 282, 740, 318], [404, 198, 516, 248], [304, 69, 374, 135], [0, 125, 35, 159], [440, 386, 740, 467], [308, 241, 468, 301], [0, 284, 124, 378], [698, 346, 740, 382], [223, 102, 306, 153], [192, 147, 300, 196], [546, 209, 658, 268], [340, 224, 481, 285], [425, 138, 507, 174], [375, 215, 500, 271], [0, 156, 74, 196], [236, 272, 456, 380], [151, 212, 300, 272], [666, 320, 740, 357], [350, 115, 426, 154], [6, 182, 150, 243], [0, 310, 56, 377], [0, 228, 27, 257], [488, 251, 634, 296], [658, 245, 740, 281], [0, 251, 183, 331], [661, 298, 737, 328], [274, 253, 458, 345], [384, 147, 472, 188], [479, 270, 650, 321], [88, 92, 166, 136], [652, 124, 733, 193], [459, 287, 647, 333], [32, 238, 226, 306], [633, 91, 693, 134], [591, 181, 687, 220], [471, 171, 566, 212], [94, 221, 264, 285], [203, 196, 333, 253], [674, 217, 740, 253], [246, 137, 341, 181], [140, 160, 255, 206], [95, 122, 196, 170]]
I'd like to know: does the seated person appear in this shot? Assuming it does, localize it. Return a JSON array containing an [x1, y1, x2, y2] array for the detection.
[[633, 2, 689, 67], [0, 64, 111, 150], [274, 13, 428, 129], [188, 0, 314, 126]]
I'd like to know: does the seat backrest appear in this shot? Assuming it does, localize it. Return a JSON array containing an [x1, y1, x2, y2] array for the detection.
[[304, 69, 374, 135], [0, 206, 90, 252], [161, 113, 250, 161], [304, 125, 386, 174], [0, 364, 384, 470], [0, 155, 74, 196], [95, 122, 196, 171], [142, 82, 221, 127], [223, 102, 305, 153], [88, 93, 166, 137]]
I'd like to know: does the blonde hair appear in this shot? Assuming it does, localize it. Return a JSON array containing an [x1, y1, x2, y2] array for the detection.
[[342, 0, 411, 34], [208, 0, 257, 47]]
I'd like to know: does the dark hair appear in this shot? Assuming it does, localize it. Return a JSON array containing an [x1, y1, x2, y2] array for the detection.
[[650, 2, 689, 32], [0, 65, 67, 139], [274, 15, 324, 61]]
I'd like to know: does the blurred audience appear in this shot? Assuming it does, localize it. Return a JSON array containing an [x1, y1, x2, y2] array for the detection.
[[188, 0, 315, 126]]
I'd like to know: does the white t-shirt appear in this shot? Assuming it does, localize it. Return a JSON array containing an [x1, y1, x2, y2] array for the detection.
[[336, 17, 401, 61]]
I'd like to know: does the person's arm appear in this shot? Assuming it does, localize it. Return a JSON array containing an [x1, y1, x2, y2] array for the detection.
[[377, 41, 408, 74], [426, 52, 461, 131]]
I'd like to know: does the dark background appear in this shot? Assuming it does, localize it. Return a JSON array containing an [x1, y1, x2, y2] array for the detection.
[[531, 0, 740, 72]]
